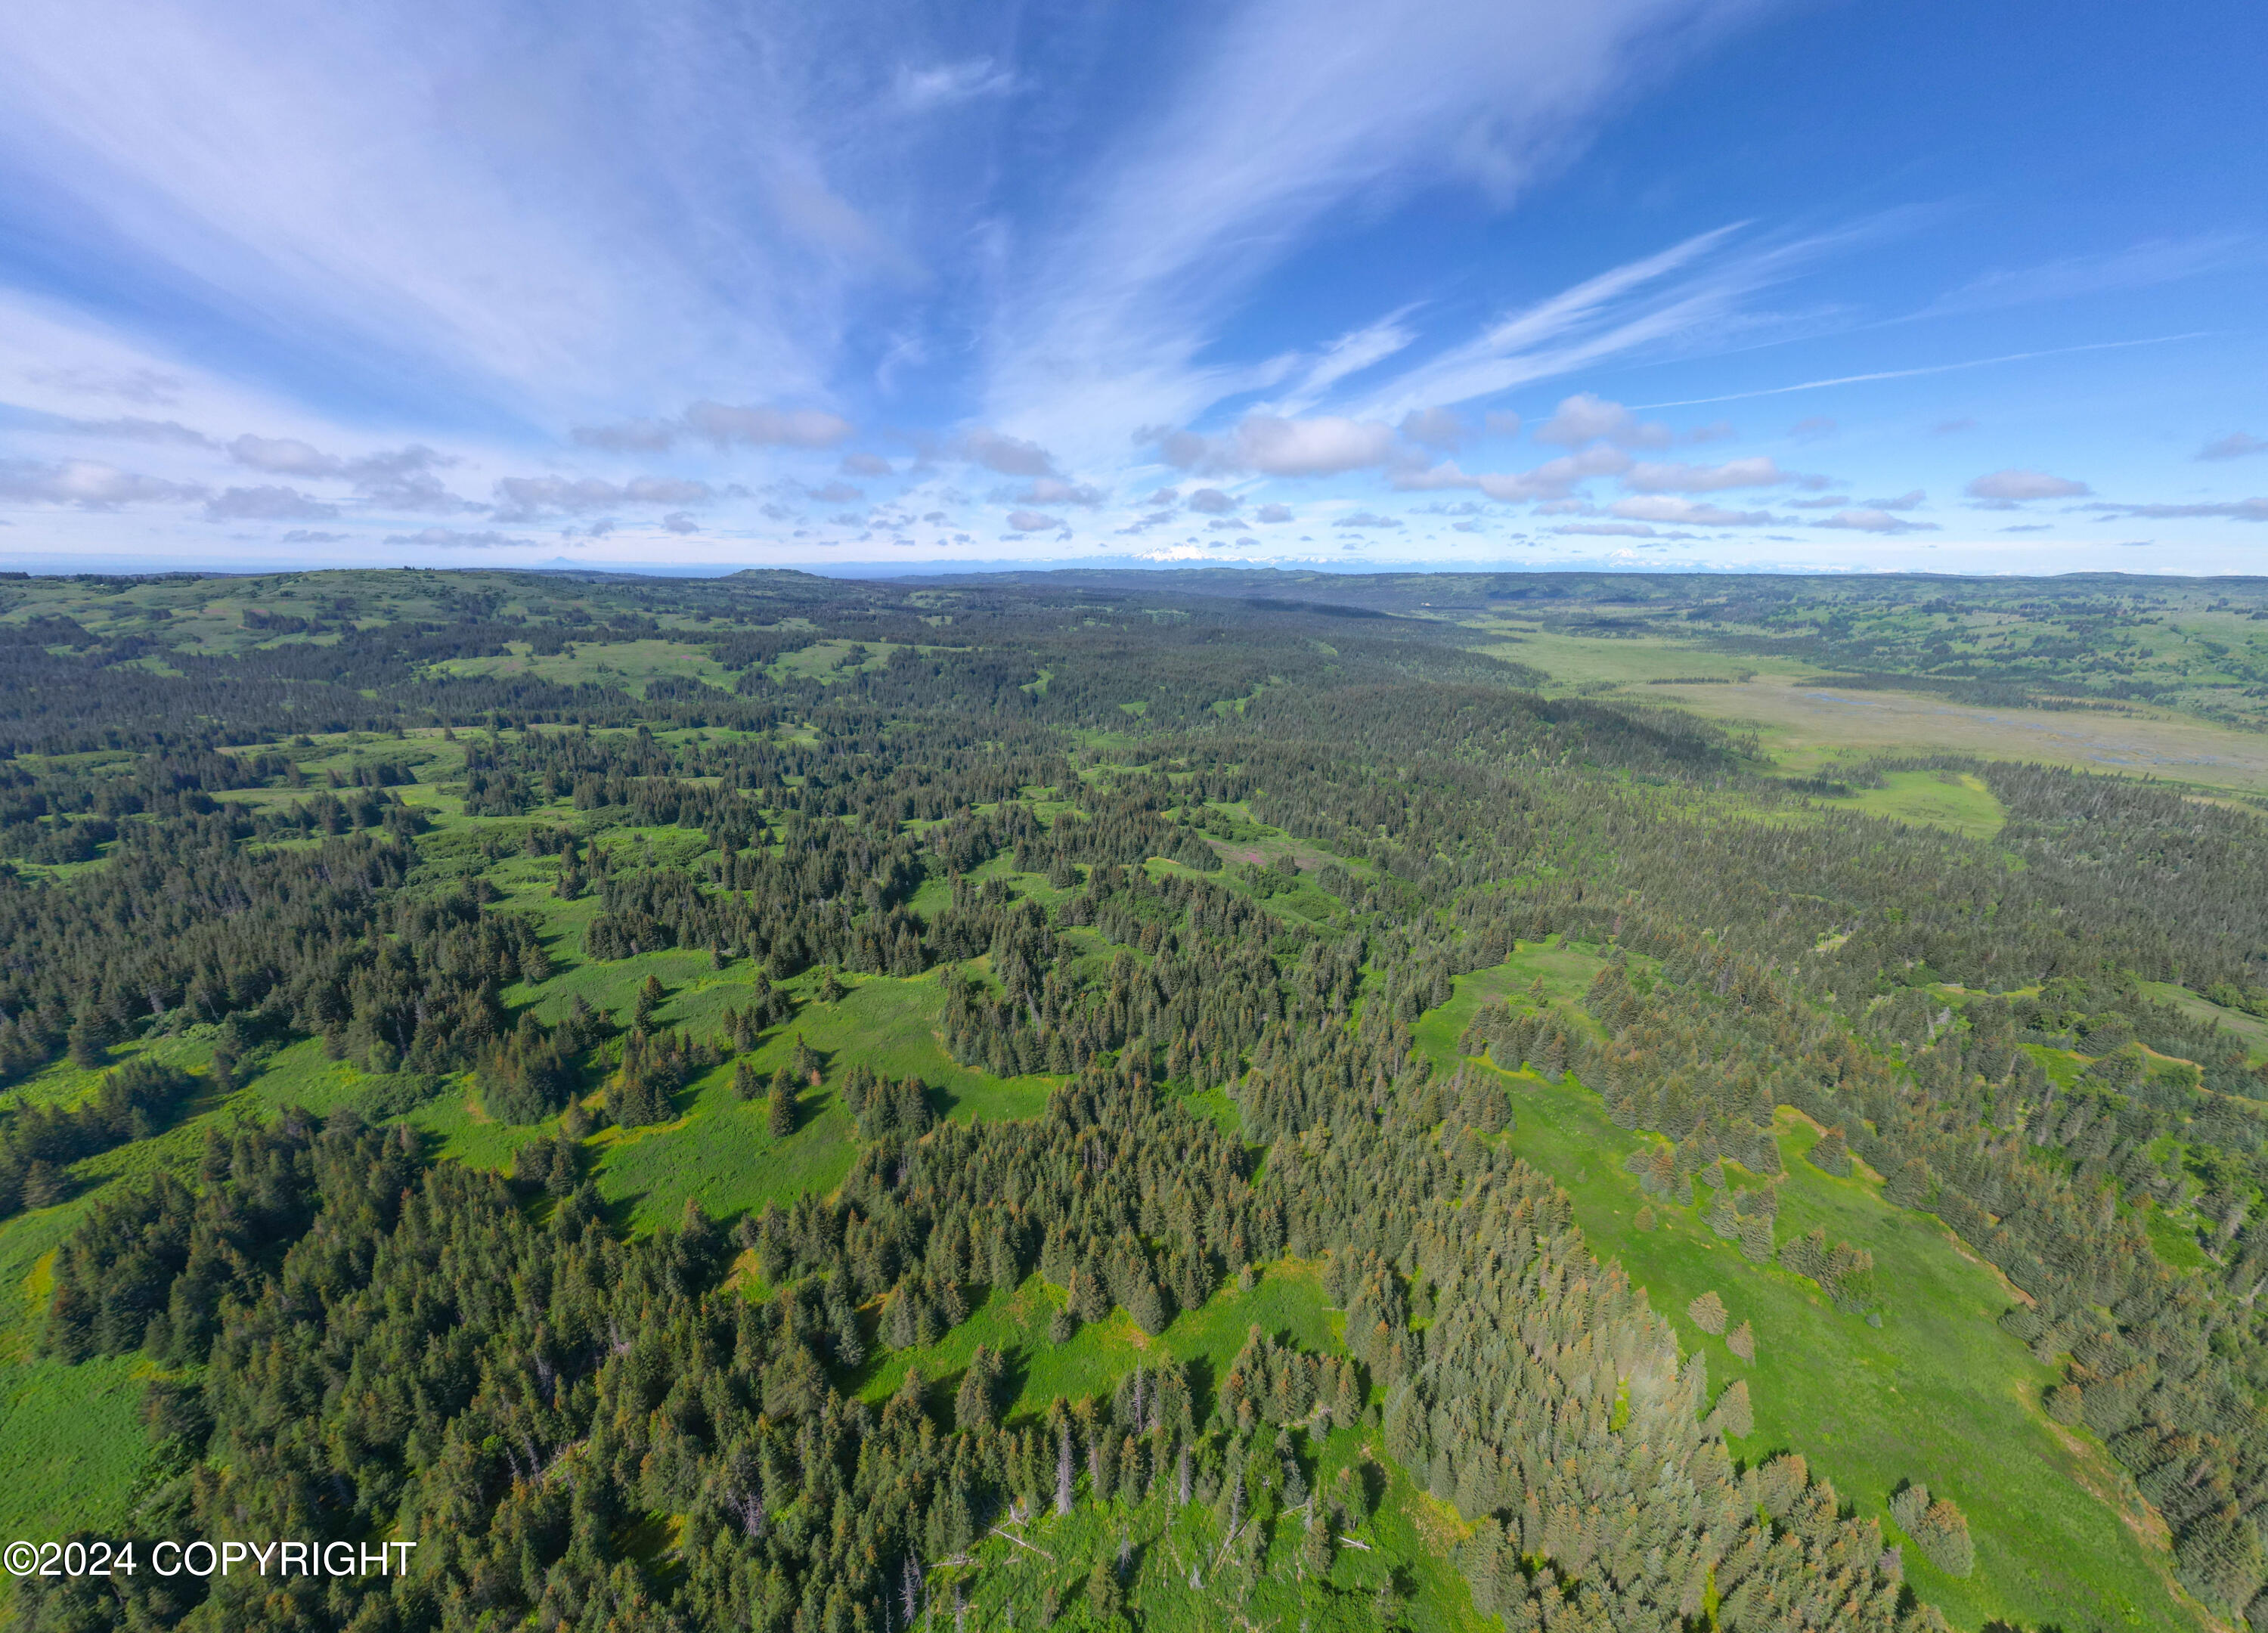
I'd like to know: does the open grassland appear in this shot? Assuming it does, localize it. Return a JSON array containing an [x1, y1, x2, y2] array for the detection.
[[1477, 615, 2268, 798], [1811, 768, 2008, 839], [1660, 675, 2268, 795], [1514, 1083, 2200, 1632], [1477, 624, 1782, 689], [0, 1357, 161, 1560], [1411, 959, 2211, 1633]]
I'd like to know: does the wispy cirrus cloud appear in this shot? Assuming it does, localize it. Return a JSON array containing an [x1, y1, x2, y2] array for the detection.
[[892, 58, 1017, 113], [1639, 333, 2213, 411], [52, 414, 216, 448], [24, 364, 186, 406], [0, 0, 2253, 570], [2085, 497, 2268, 522], [1009, 477, 1105, 507], [0, 0, 920, 428], [983, 0, 1766, 460], [1919, 234, 2257, 318]]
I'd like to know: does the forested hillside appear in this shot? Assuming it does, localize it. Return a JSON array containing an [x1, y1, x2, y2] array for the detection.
[[2, 566, 2266, 1633]]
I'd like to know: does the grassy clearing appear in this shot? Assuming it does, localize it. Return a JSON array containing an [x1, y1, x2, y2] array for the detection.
[[1405, 939, 1610, 1062], [474, 963, 1057, 1231], [2143, 981, 2268, 1066], [764, 638, 906, 683], [1811, 769, 2008, 840], [0, 1032, 220, 1114], [0, 1185, 172, 1616], [0, 1356, 160, 1539], [1473, 626, 1777, 689], [429, 638, 735, 695], [1407, 959, 2206, 1631], [854, 1260, 1342, 1421], [2145, 1205, 2214, 1274], [1653, 674, 2268, 797], [1477, 614, 2268, 798], [594, 1073, 859, 1235]]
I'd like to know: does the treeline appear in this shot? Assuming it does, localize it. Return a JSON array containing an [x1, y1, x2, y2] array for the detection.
[[0, 1058, 196, 1217]]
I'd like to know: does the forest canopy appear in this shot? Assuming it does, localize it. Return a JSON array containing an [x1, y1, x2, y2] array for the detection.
[[3, 564, 2267, 1633]]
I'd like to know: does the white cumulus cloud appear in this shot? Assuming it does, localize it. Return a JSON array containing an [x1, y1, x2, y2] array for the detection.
[[0, 457, 206, 507], [1535, 392, 1673, 449], [1399, 406, 1464, 451]]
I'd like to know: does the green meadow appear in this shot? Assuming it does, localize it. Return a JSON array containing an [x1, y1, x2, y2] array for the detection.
[[1412, 956, 2212, 1633]]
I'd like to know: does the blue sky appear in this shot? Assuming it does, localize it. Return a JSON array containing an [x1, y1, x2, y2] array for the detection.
[[0, 0, 2262, 575]]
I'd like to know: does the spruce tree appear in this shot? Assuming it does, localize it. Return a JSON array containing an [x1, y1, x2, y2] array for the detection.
[[67, 1021, 107, 1070], [954, 1355, 995, 1430], [1085, 1558, 1124, 1623], [1921, 1499, 1975, 1578], [767, 1073, 795, 1138], [1130, 1279, 1170, 1337], [1886, 1157, 1932, 1207], [883, 1285, 919, 1349], [1781, 1224, 1831, 1281]]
